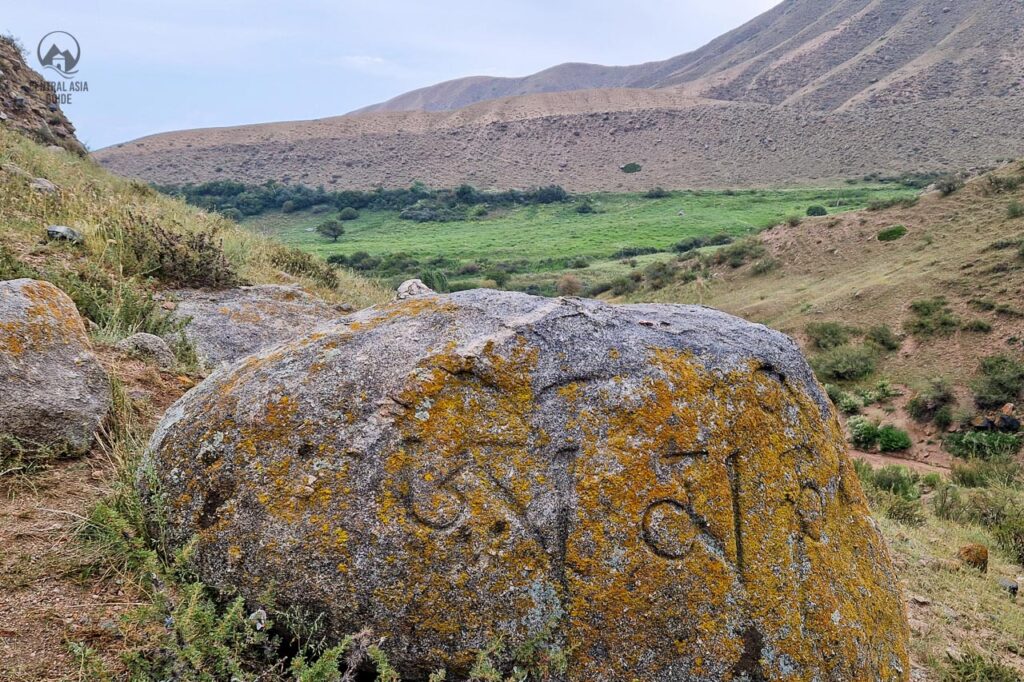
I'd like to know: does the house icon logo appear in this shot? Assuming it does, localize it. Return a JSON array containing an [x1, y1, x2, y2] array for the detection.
[[37, 31, 80, 78]]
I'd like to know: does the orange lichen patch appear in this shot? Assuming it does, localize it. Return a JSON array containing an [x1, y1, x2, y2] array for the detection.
[[561, 349, 908, 680], [1, 280, 88, 358], [372, 337, 561, 669]]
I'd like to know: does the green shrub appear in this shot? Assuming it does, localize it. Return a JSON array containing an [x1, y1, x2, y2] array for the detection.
[[878, 425, 912, 452], [813, 345, 876, 382], [419, 269, 450, 293], [825, 384, 862, 415], [620, 163, 642, 174], [921, 472, 943, 490], [712, 239, 766, 268], [934, 405, 954, 430], [484, 268, 510, 288], [865, 324, 901, 351], [643, 187, 670, 199], [950, 457, 1022, 488], [610, 276, 638, 296], [338, 207, 359, 221], [101, 214, 240, 288], [942, 649, 1022, 682], [857, 380, 900, 405], [877, 225, 908, 242], [785, 215, 802, 227], [853, 458, 875, 487], [806, 205, 828, 217], [806, 322, 853, 350], [945, 432, 1022, 460], [873, 465, 920, 499], [1007, 200, 1023, 219], [848, 417, 881, 449], [906, 297, 960, 336], [268, 246, 338, 289], [907, 378, 955, 423], [883, 495, 926, 527], [963, 319, 993, 333], [972, 354, 1024, 408], [751, 258, 779, 275]]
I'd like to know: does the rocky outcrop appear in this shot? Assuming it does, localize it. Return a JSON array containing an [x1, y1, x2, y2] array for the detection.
[[0, 278, 110, 456], [0, 37, 85, 154], [166, 285, 342, 368], [141, 289, 909, 681], [115, 332, 175, 369]]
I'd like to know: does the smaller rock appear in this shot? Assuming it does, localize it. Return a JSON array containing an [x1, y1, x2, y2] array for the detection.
[[997, 577, 1019, 599], [957, 544, 988, 572], [29, 177, 58, 194], [115, 333, 176, 369], [395, 278, 434, 300], [45, 225, 84, 244]]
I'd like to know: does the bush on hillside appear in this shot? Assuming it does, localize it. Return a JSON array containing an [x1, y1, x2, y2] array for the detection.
[[672, 234, 733, 254], [338, 207, 360, 221], [907, 378, 955, 423], [643, 187, 670, 199], [865, 324, 901, 351], [712, 239, 766, 268], [419, 269, 450, 293], [813, 345, 876, 382], [556, 274, 583, 297], [806, 205, 828, 217], [972, 354, 1024, 409], [906, 297, 960, 336], [878, 425, 913, 452], [848, 417, 881, 450], [945, 432, 1023, 461], [102, 214, 241, 289], [935, 173, 965, 196], [575, 199, 597, 214], [1007, 200, 1023, 220], [620, 163, 642, 174], [805, 322, 853, 350], [877, 225, 908, 242]]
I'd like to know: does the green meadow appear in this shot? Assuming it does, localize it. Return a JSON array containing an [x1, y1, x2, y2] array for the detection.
[[243, 186, 917, 292]]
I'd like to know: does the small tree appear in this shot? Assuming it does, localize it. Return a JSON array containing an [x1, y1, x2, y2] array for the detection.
[[316, 220, 345, 242], [806, 205, 828, 217], [338, 207, 360, 221]]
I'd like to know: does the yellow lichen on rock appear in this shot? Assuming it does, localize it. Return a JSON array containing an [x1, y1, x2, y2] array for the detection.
[[140, 290, 909, 681]]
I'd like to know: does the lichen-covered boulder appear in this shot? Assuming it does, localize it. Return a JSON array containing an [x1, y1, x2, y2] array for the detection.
[[115, 332, 175, 369], [166, 285, 342, 368], [0, 278, 110, 455], [141, 290, 909, 681]]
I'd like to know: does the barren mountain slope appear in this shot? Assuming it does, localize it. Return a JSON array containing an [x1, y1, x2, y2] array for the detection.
[[94, 0, 1024, 191], [356, 0, 1024, 114]]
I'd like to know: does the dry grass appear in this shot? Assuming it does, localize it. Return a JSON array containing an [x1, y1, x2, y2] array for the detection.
[[0, 127, 388, 310]]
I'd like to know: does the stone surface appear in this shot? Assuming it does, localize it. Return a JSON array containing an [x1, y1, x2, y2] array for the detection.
[[115, 332, 175, 369], [141, 290, 909, 681], [29, 177, 58, 194], [395, 278, 434, 300], [45, 225, 84, 245], [0, 279, 111, 455], [166, 285, 340, 368]]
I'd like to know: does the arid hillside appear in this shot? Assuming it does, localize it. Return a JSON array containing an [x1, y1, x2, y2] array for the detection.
[[93, 0, 1024, 191], [355, 0, 1024, 114]]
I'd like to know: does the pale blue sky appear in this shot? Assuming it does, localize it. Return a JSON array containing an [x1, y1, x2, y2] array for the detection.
[[4, 1, 778, 149]]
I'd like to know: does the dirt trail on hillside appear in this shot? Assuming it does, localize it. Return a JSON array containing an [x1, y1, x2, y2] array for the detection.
[[0, 353, 189, 680]]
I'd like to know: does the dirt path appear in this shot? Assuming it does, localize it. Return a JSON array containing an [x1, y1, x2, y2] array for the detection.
[[0, 353, 190, 681]]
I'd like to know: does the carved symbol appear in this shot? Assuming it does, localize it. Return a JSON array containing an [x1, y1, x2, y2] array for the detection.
[[641, 499, 699, 559], [407, 464, 469, 530]]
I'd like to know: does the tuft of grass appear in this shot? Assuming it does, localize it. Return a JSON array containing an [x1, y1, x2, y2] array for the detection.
[[942, 649, 1022, 681], [877, 225, 908, 242], [812, 344, 876, 382]]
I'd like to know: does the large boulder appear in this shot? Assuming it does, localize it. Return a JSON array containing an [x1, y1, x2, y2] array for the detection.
[[140, 290, 909, 681], [0, 279, 110, 455], [166, 285, 343, 368]]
